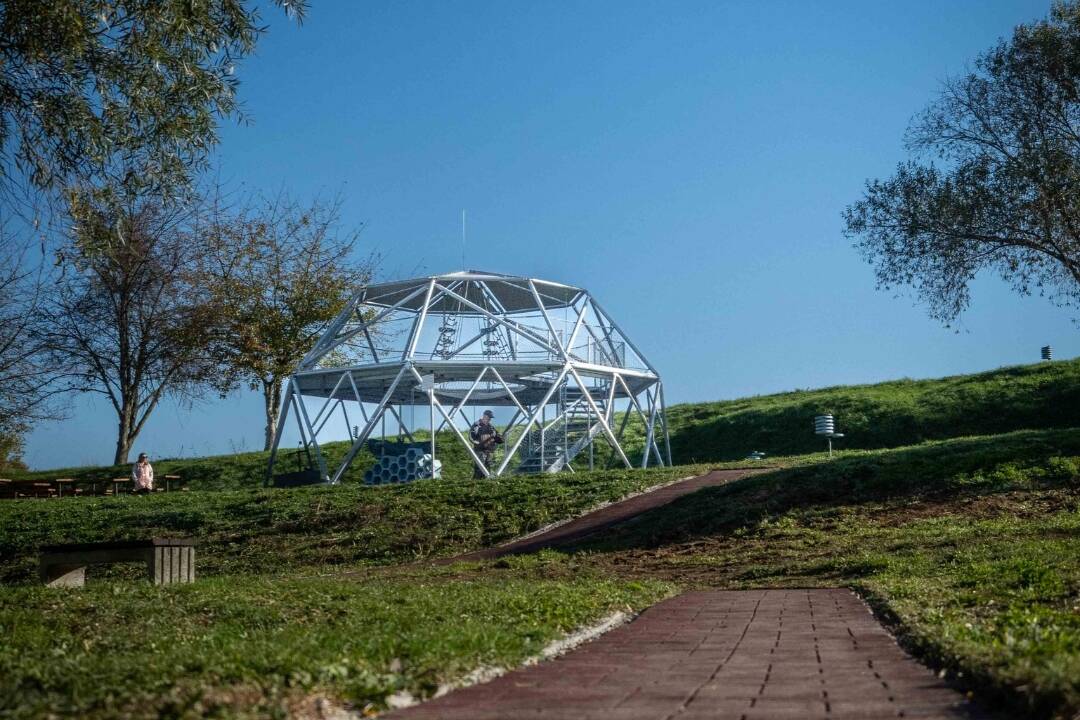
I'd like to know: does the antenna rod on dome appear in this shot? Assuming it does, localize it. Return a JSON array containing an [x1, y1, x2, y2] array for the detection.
[[461, 209, 467, 270]]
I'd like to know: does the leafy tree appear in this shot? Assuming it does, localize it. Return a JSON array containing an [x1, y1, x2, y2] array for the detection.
[[207, 194, 374, 451], [41, 195, 228, 464], [844, 2, 1080, 325], [0, 0, 304, 203], [0, 430, 26, 471]]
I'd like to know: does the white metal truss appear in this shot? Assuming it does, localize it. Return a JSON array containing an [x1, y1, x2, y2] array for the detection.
[[266, 270, 671, 484]]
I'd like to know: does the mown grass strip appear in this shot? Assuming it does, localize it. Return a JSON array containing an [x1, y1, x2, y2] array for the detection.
[[0, 572, 674, 718], [0, 464, 709, 583]]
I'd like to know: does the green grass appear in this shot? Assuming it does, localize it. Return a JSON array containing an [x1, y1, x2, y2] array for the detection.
[[8, 425, 634, 491], [3, 429, 1079, 717], [3, 434, 482, 491], [563, 428, 1080, 719], [5, 358, 1080, 718], [0, 569, 674, 719], [0, 464, 708, 584], [641, 357, 1080, 462], [17, 358, 1078, 487]]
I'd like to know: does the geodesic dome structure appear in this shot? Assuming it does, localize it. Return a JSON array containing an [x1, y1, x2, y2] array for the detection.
[[266, 270, 670, 484]]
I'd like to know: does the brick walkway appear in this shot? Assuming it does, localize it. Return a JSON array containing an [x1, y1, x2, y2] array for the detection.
[[451, 469, 761, 562], [386, 589, 986, 720]]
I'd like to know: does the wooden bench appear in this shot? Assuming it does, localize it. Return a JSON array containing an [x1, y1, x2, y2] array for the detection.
[[39, 538, 196, 587]]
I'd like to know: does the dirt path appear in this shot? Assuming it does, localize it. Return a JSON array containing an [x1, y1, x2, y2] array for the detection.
[[450, 468, 761, 563], [385, 588, 986, 719]]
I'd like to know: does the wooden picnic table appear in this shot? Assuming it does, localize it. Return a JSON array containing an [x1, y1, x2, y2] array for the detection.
[[31, 482, 56, 498], [0, 478, 40, 498], [53, 478, 76, 497], [0, 473, 185, 499]]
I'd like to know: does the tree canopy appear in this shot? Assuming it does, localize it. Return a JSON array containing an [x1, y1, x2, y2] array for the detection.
[[844, 1, 1080, 325], [0, 0, 304, 205], [206, 193, 374, 451]]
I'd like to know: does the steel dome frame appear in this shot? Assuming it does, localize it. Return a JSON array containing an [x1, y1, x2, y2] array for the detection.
[[266, 270, 671, 484]]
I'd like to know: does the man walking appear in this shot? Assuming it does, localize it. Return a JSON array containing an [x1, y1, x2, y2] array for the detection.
[[469, 410, 503, 478]]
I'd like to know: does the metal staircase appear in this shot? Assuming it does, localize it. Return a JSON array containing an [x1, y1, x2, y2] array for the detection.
[[515, 384, 609, 474]]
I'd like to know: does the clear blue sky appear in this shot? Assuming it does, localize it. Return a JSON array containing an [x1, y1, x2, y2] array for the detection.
[[26, 0, 1078, 469]]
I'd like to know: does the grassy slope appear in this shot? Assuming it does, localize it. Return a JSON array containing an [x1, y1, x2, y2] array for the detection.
[[2, 360, 1080, 717], [3, 434, 481, 491], [0, 464, 708, 583], [13, 359, 1079, 487], [644, 358, 1080, 462], [2, 431, 1078, 716], [568, 428, 1080, 719]]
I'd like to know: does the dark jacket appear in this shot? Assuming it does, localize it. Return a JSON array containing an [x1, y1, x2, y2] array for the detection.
[[469, 420, 502, 450]]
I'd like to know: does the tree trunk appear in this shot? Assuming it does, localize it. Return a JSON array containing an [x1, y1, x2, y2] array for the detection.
[[263, 378, 283, 451], [114, 403, 135, 466]]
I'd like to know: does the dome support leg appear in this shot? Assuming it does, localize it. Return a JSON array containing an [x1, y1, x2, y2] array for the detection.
[[495, 366, 571, 476], [291, 383, 329, 483], [567, 366, 630, 469], [409, 366, 493, 477], [329, 364, 411, 484]]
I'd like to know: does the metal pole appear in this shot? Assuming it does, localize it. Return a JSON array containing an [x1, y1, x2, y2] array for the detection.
[[403, 278, 437, 361], [292, 385, 329, 483], [329, 364, 410, 484], [658, 382, 672, 466], [495, 367, 570, 476], [588, 297, 659, 374], [409, 367, 493, 477], [429, 388, 436, 473], [540, 403, 546, 470], [432, 366, 489, 433], [567, 366, 631, 468], [616, 375, 658, 468], [528, 279, 569, 361], [300, 285, 428, 370]]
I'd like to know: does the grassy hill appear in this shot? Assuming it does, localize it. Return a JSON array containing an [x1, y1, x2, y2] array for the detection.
[[1, 430, 1077, 718], [2, 360, 1080, 718], [653, 357, 1080, 463], [12, 358, 1080, 488], [4, 432, 482, 491], [0, 464, 707, 583], [576, 428, 1080, 719]]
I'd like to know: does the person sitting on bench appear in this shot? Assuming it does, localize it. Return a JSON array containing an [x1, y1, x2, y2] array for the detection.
[[132, 453, 154, 494]]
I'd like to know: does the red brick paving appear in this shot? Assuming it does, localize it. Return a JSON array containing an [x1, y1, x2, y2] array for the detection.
[[451, 469, 762, 562], [386, 589, 987, 720]]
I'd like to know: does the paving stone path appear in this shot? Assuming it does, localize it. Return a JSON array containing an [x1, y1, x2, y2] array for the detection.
[[451, 468, 762, 562], [387, 589, 986, 719]]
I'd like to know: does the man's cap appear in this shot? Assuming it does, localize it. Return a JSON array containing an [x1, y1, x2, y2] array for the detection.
[[483, 409, 495, 417], [138, 453, 148, 459]]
